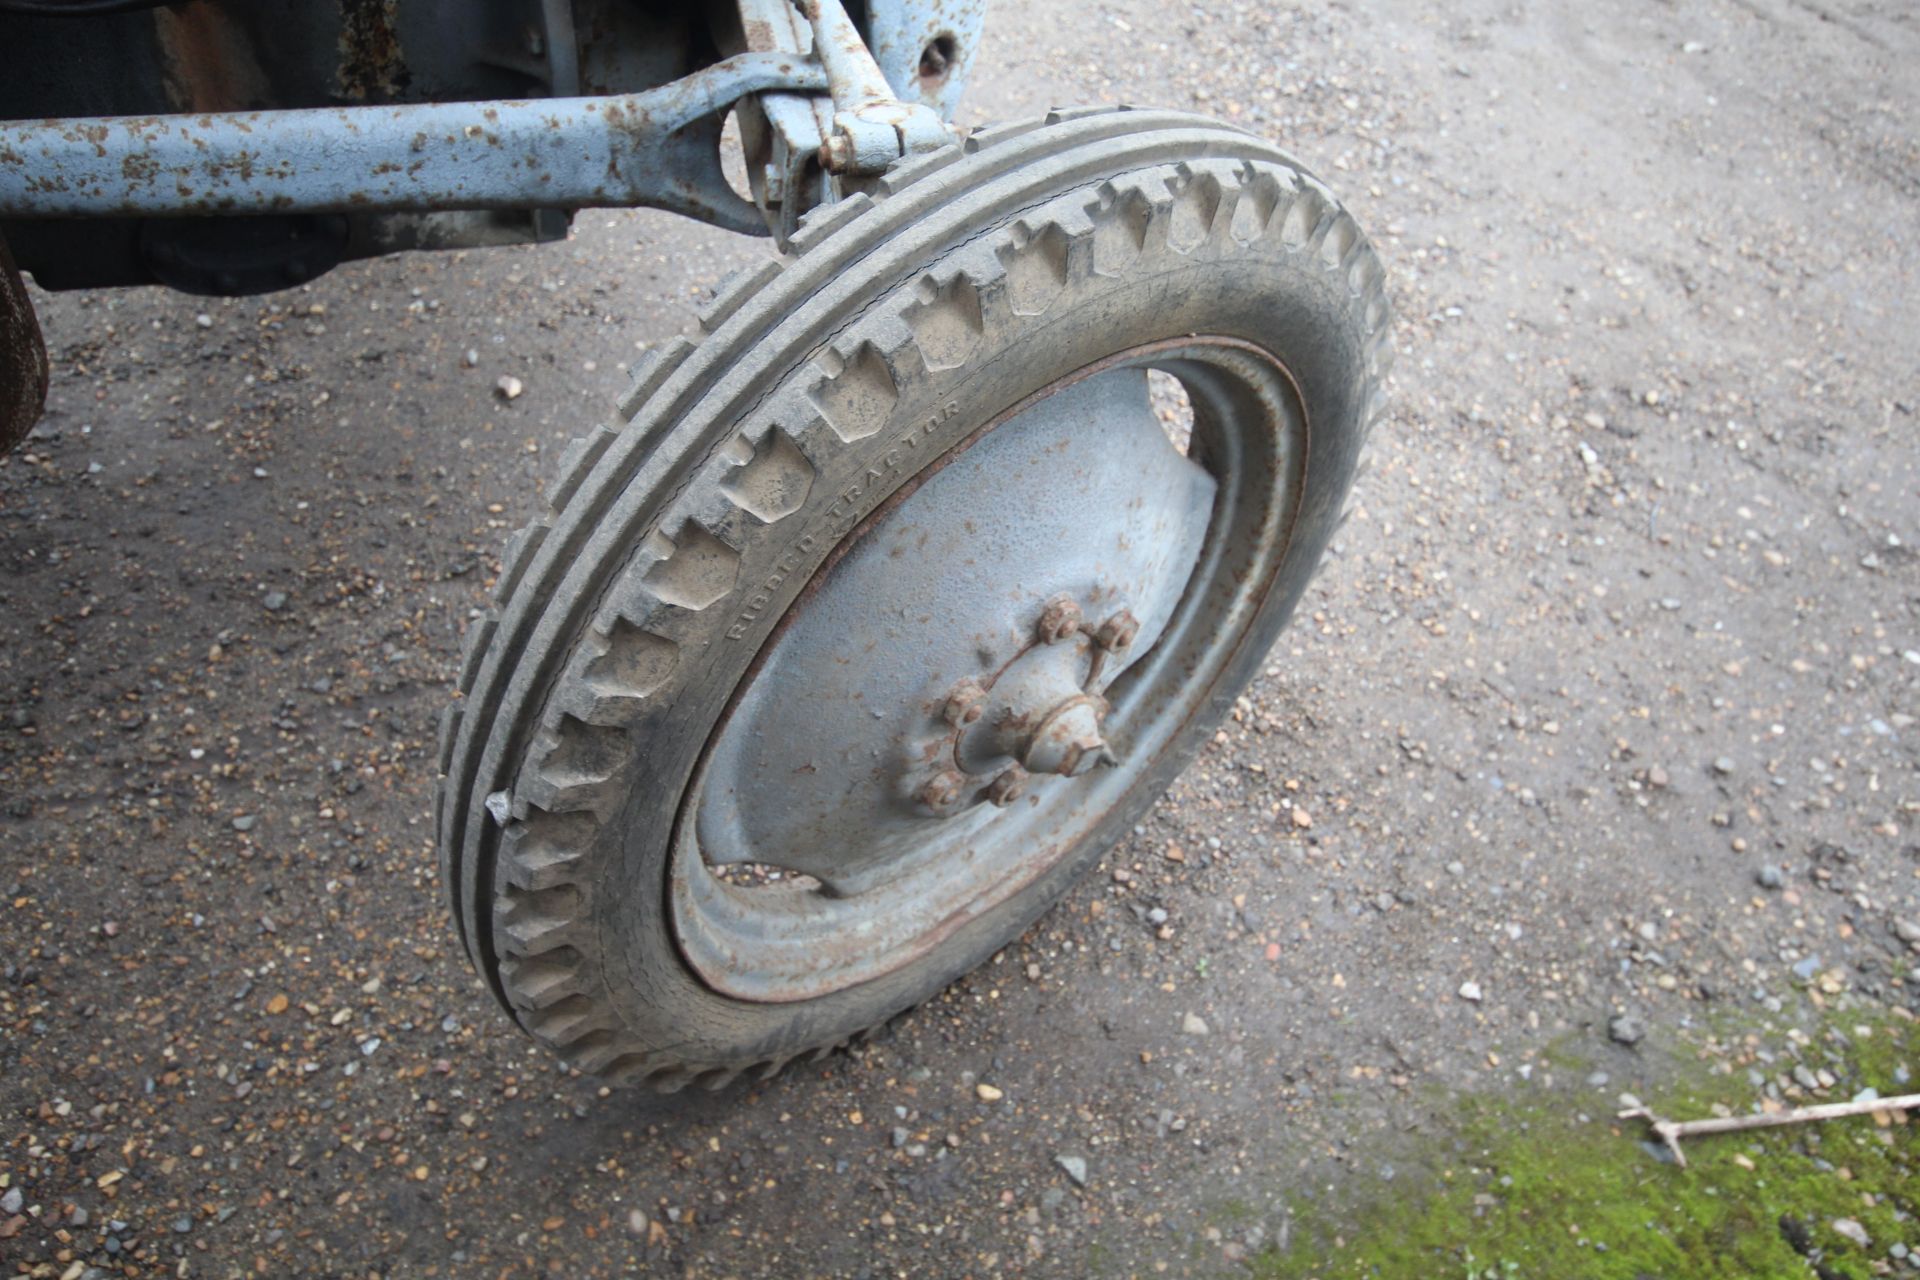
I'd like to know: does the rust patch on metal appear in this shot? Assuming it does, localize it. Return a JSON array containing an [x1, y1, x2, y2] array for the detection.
[[120, 152, 160, 185], [338, 0, 410, 102], [741, 18, 778, 51]]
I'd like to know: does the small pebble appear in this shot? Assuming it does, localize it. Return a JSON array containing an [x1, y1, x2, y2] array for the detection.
[[1832, 1218, 1870, 1249]]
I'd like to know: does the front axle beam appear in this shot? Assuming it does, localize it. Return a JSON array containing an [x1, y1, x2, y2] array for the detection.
[[0, 52, 826, 232]]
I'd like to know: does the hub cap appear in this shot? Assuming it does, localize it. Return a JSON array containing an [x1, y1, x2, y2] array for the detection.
[[671, 341, 1307, 1001]]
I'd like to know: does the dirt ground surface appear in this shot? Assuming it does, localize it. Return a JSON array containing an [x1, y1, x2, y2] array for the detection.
[[4, 0, 1918, 1277]]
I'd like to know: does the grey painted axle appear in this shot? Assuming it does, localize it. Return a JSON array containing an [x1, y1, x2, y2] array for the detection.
[[0, 52, 825, 221]]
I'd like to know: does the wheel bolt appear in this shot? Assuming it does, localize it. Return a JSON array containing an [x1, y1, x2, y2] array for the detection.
[[1036, 596, 1083, 645], [985, 766, 1029, 808], [943, 679, 987, 727], [920, 769, 969, 815], [1095, 609, 1140, 652]]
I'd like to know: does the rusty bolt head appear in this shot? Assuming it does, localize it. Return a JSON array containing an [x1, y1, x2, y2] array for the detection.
[[1036, 596, 1083, 645], [1095, 609, 1141, 652], [920, 769, 969, 814], [1058, 742, 1118, 776], [943, 679, 987, 728], [817, 134, 855, 173], [985, 766, 1029, 808]]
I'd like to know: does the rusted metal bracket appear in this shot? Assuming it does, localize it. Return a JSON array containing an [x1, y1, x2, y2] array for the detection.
[[0, 232, 50, 452], [733, 0, 964, 244], [797, 0, 950, 177], [0, 52, 826, 234], [737, 0, 839, 246]]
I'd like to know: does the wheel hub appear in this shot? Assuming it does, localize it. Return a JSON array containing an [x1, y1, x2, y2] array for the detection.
[[924, 598, 1140, 815]]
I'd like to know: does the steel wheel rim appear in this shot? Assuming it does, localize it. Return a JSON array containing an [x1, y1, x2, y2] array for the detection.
[[669, 337, 1309, 1002]]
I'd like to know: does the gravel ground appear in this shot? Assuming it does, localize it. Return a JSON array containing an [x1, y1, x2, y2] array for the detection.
[[3, 0, 1917, 1277]]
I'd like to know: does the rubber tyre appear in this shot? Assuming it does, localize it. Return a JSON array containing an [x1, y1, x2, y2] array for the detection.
[[436, 108, 1391, 1091]]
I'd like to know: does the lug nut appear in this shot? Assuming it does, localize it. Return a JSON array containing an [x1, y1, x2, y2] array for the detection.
[[1095, 609, 1140, 652], [943, 679, 987, 727], [1036, 596, 1083, 645], [985, 765, 1029, 808], [920, 769, 969, 815]]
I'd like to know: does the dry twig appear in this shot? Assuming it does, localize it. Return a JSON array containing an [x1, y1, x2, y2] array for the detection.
[[1619, 1093, 1920, 1168]]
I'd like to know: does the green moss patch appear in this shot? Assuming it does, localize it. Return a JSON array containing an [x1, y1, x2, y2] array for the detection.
[[1260, 1016, 1917, 1279]]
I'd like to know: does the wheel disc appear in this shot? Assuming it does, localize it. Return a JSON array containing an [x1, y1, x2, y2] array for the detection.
[[673, 339, 1306, 1001]]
